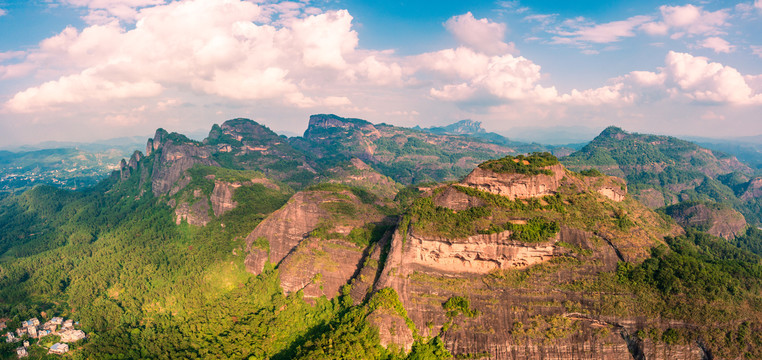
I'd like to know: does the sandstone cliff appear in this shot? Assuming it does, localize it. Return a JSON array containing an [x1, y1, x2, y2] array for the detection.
[[365, 158, 686, 359], [664, 201, 747, 239]]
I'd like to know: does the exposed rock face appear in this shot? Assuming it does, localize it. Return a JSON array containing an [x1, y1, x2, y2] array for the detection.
[[367, 308, 415, 353], [461, 164, 566, 199], [150, 135, 217, 196], [665, 202, 747, 239], [174, 190, 210, 226], [243, 191, 329, 274], [597, 187, 625, 202], [145, 129, 215, 196], [399, 230, 557, 275], [431, 186, 486, 210], [742, 177, 762, 201], [373, 223, 633, 358], [277, 238, 365, 300], [210, 181, 240, 217], [304, 114, 379, 139]]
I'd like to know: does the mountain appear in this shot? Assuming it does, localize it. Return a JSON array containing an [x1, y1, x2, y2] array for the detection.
[[4, 117, 762, 359], [419, 119, 575, 156], [290, 114, 516, 184], [562, 126, 761, 217], [688, 136, 762, 170]]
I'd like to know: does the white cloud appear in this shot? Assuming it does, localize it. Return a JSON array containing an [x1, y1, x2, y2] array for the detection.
[[60, 0, 166, 22], [663, 51, 761, 104], [699, 37, 735, 53], [553, 15, 652, 44], [615, 51, 762, 105], [6, 68, 163, 112], [645, 4, 730, 37], [0, 8, 7, 17], [444, 12, 515, 55], [756, 0, 762, 10], [415, 46, 629, 106], [3, 0, 408, 114]]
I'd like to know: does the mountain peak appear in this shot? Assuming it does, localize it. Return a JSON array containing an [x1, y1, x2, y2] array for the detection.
[[598, 126, 627, 140], [305, 114, 376, 138]]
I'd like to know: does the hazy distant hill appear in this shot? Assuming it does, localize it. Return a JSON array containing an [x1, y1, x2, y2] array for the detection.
[[418, 119, 582, 157], [0, 145, 140, 192], [290, 114, 516, 184]]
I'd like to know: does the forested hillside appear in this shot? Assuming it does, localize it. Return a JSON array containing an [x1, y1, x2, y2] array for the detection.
[[2, 117, 762, 359]]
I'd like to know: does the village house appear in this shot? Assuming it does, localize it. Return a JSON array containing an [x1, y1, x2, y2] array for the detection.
[[49, 343, 69, 354], [50, 317, 63, 325], [23, 340, 29, 347], [5, 331, 19, 343], [59, 329, 86, 343], [16, 327, 27, 337], [62, 319, 73, 329], [0, 320, 6, 330], [16, 346, 28, 358], [27, 326, 37, 338]]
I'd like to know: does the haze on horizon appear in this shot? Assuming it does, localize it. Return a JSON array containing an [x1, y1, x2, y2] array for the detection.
[[0, 0, 761, 147]]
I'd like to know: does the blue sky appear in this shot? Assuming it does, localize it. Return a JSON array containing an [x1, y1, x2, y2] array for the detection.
[[0, 0, 761, 147]]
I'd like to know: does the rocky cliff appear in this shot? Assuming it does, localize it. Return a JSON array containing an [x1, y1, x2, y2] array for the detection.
[[366, 155, 687, 358], [148, 130, 218, 196], [664, 201, 747, 239], [461, 164, 566, 200]]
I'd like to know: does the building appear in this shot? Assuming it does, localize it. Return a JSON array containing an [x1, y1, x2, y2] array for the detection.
[[5, 332, 18, 343], [16, 347, 28, 358], [27, 326, 37, 338], [23, 340, 29, 347], [62, 319, 73, 329], [49, 343, 69, 354], [50, 317, 63, 325], [59, 329, 86, 343]]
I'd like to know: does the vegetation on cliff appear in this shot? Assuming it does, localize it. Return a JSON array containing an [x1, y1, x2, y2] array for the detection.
[[477, 152, 559, 175], [2, 117, 762, 359]]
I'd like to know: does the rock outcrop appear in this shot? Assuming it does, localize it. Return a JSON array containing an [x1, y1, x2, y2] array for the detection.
[[665, 202, 747, 239], [742, 177, 762, 201], [243, 191, 330, 274], [174, 189, 210, 226], [148, 130, 217, 196], [461, 164, 566, 199], [210, 181, 240, 217]]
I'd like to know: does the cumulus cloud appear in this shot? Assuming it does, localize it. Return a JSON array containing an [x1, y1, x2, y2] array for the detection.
[[642, 5, 729, 38], [414, 46, 629, 106], [444, 12, 515, 55], [6, 69, 163, 112], [662, 51, 761, 104], [3, 0, 406, 114], [616, 51, 762, 105], [699, 37, 735, 53]]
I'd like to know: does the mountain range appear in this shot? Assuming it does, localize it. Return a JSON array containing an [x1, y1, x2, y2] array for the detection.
[[1, 115, 762, 359]]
